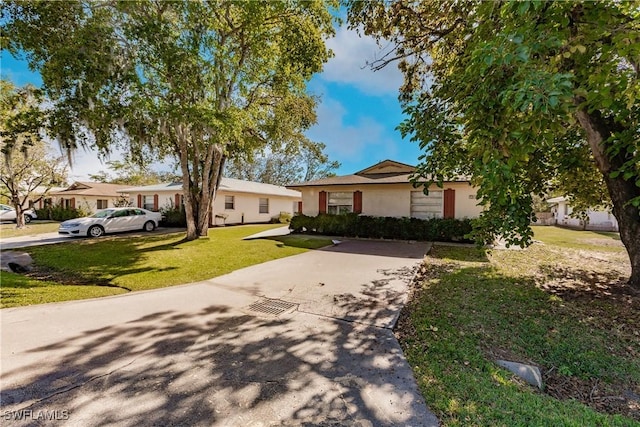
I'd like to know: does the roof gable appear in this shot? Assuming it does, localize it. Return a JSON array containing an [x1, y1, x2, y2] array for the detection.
[[53, 181, 131, 197], [68, 182, 92, 191], [355, 160, 415, 176], [120, 178, 301, 198]]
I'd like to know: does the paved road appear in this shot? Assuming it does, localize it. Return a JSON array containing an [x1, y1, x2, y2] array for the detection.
[[0, 240, 438, 426]]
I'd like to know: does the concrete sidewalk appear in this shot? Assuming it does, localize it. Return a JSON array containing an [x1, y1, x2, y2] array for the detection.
[[242, 225, 291, 240], [0, 240, 438, 426]]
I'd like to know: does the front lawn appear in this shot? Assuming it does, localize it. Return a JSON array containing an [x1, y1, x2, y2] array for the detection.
[[1, 225, 332, 308], [0, 221, 60, 238], [398, 226, 638, 425]]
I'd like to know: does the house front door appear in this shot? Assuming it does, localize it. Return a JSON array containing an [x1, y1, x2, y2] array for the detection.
[[443, 189, 455, 219]]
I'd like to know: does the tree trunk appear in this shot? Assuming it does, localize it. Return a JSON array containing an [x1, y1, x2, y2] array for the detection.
[[12, 196, 26, 229], [575, 108, 640, 290], [177, 126, 227, 241]]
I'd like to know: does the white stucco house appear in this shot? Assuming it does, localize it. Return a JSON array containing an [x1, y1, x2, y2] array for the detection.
[[120, 178, 301, 226], [14, 185, 66, 210], [51, 182, 131, 213], [287, 160, 483, 219], [547, 196, 619, 231]]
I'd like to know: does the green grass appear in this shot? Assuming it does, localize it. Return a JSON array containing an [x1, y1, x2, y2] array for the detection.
[[269, 234, 334, 249], [532, 225, 623, 252], [0, 272, 127, 307], [1, 225, 332, 308], [400, 235, 639, 426], [0, 221, 60, 238]]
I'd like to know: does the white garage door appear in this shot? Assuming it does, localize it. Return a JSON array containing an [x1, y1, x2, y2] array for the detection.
[[411, 190, 443, 219]]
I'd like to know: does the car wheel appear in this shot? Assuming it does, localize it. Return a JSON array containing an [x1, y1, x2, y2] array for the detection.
[[24, 215, 32, 224], [88, 225, 105, 238], [143, 221, 156, 232]]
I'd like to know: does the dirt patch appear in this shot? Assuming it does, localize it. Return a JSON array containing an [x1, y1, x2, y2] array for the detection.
[[545, 372, 640, 421]]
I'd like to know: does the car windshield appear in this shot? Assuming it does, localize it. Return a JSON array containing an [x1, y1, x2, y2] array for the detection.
[[92, 209, 116, 218]]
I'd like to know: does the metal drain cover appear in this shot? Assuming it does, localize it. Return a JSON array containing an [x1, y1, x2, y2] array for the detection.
[[246, 298, 298, 317]]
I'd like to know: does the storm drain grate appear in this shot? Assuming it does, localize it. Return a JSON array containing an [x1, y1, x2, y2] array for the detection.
[[246, 298, 298, 317]]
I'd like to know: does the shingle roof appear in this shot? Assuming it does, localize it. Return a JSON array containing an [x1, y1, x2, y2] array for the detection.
[[52, 181, 132, 197], [287, 159, 470, 188], [118, 182, 183, 193], [120, 178, 301, 198], [288, 173, 417, 187]]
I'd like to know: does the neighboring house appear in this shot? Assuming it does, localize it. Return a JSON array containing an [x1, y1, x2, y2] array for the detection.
[[120, 178, 302, 225], [28, 185, 66, 209], [547, 196, 619, 231], [51, 181, 131, 213], [287, 159, 483, 219]]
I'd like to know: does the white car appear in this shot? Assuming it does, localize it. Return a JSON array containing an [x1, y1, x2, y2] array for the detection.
[[59, 207, 162, 237], [0, 203, 37, 223]]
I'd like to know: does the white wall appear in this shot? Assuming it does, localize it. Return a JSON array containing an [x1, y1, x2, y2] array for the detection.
[[57, 195, 122, 213], [127, 190, 300, 225], [298, 182, 482, 219], [213, 191, 299, 225], [553, 200, 619, 231]]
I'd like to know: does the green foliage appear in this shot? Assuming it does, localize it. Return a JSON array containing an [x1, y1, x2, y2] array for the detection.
[[272, 211, 292, 224], [225, 139, 340, 186], [3, 0, 337, 239], [348, 0, 640, 285], [0, 80, 68, 227], [89, 159, 179, 186], [290, 214, 474, 242], [35, 206, 87, 221], [159, 205, 186, 228]]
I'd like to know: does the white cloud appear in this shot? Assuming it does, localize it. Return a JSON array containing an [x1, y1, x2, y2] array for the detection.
[[306, 95, 403, 166], [321, 26, 404, 97]]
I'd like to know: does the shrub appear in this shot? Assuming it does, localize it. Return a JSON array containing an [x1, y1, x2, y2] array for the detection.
[[289, 214, 474, 243], [35, 206, 87, 221], [160, 205, 186, 227], [271, 211, 292, 224]]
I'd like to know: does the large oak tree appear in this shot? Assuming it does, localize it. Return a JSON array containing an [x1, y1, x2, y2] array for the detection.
[[0, 80, 68, 228], [225, 139, 340, 186], [2, 0, 336, 239], [348, 1, 640, 289]]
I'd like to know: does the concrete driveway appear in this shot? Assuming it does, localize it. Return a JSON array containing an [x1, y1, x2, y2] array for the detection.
[[0, 240, 438, 426]]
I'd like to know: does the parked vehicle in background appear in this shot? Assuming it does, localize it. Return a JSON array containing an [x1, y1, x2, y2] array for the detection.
[[58, 207, 162, 237], [0, 204, 38, 223]]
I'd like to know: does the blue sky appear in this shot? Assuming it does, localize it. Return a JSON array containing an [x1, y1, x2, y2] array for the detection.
[[1, 25, 423, 181]]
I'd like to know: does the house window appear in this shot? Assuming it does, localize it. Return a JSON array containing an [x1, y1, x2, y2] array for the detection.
[[225, 195, 235, 210], [97, 199, 108, 209], [410, 190, 443, 219], [63, 199, 71, 209], [327, 192, 353, 214], [259, 198, 269, 214], [143, 195, 154, 211]]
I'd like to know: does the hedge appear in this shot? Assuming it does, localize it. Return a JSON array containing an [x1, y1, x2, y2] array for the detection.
[[289, 213, 473, 242], [35, 206, 88, 221], [160, 206, 187, 227]]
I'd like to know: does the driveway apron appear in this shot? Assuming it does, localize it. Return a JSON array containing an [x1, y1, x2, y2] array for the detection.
[[0, 240, 438, 426]]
